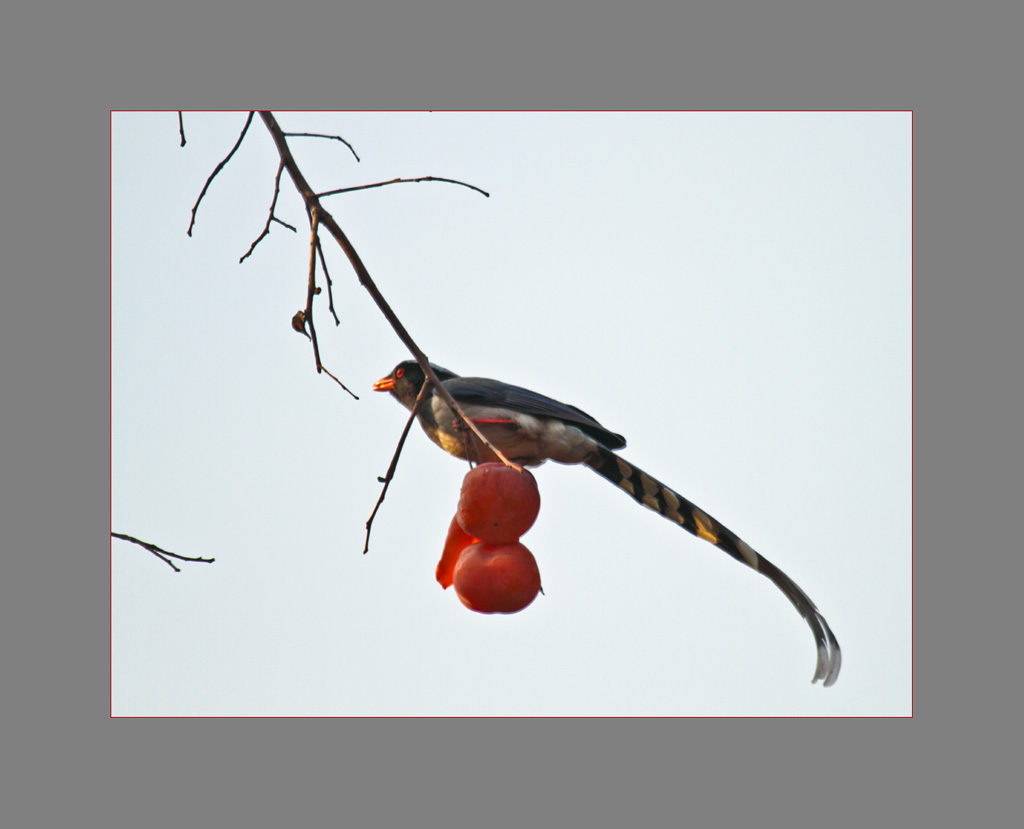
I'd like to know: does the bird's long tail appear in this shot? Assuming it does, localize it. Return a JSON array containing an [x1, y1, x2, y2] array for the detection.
[[586, 445, 841, 686]]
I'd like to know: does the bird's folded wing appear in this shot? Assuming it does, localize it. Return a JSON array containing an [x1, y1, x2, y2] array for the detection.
[[444, 377, 626, 449]]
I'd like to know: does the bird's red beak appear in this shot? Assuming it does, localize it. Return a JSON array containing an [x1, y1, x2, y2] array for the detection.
[[373, 375, 396, 392]]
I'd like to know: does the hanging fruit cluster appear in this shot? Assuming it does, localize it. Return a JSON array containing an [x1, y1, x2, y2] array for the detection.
[[436, 463, 542, 614]]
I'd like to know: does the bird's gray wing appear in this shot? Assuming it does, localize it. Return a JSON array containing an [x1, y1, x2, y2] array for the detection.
[[443, 377, 626, 450]]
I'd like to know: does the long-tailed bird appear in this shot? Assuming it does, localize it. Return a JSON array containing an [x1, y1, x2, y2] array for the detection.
[[374, 359, 841, 686]]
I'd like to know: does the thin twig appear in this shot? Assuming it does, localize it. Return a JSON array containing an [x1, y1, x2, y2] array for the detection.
[[111, 532, 215, 572], [314, 236, 341, 326], [320, 364, 357, 397], [283, 131, 360, 162], [319, 176, 490, 199], [304, 206, 322, 362], [188, 111, 255, 237], [363, 379, 432, 553], [240, 160, 296, 263], [258, 111, 519, 471], [178, 111, 186, 147], [299, 207, 357, 400]]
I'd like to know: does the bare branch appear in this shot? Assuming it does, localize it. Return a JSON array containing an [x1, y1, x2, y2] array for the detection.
[[240, 160, 296, 263], [178, 111, 186, 147], [319, 175, 490, 199], [283, 131, 360, 162], [363, 378, 432, 553], [187, 111, 255, 237], [314, 236, 341, 326], [296, 207, 358, 400], [258, 111, 519, 471], [112, 532, 215, 572], [303, 206, 322, 361], [319, 364, 358, 396]]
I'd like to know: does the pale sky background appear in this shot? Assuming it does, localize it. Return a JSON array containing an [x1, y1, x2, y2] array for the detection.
[[112, 111, 911, 716]]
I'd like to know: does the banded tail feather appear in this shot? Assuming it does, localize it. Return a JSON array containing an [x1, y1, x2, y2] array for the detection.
[[587, 445, 841, 687]]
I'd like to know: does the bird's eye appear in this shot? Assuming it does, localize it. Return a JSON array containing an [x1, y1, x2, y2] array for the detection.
[[396, 367, 404, 379]]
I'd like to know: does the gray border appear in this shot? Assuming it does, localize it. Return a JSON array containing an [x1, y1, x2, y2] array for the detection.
[[13, 0, 1019, 825]]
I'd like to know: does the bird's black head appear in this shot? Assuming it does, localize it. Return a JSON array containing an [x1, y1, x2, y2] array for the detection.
[[372, 360, 459, 409]]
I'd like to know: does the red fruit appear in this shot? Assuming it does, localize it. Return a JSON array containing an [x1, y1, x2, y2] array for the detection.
[[437, 514, 479, 590], [453, 541, 542, 614], [456, 462, 540, 543]]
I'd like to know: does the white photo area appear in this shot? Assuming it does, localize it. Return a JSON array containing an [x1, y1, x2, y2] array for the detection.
[[112, 111, 911, 715]]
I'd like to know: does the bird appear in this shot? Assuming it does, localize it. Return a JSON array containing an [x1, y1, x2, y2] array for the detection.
[[373, 359, 841, 687]]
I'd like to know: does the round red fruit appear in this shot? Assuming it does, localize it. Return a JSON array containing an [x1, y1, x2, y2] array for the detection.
[[456, 462, 540, 543], [453, 541, 542, 614]]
